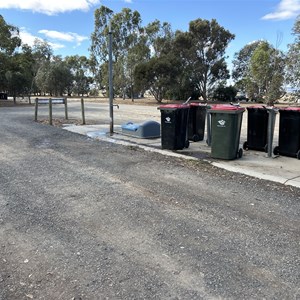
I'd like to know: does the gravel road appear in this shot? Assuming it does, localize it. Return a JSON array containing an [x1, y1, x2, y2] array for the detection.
[[0, 105, 299, 299]]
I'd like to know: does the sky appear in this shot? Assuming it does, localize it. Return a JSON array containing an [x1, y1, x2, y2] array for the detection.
[[0, 0, 299, 66]]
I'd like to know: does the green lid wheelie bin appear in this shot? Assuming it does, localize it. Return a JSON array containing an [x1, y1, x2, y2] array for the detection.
[[209, 104, 245, 159], [158, 104, 190, 150], [273, 107, 300, 159], [187, 103, 207, 142]]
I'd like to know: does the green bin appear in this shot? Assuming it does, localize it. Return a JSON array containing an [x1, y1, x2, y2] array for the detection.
[[209, 105, 245, 159]]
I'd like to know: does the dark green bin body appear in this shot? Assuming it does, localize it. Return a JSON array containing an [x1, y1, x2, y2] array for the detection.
[[209, 105, 245, 160], [158, 104, 189, 150]]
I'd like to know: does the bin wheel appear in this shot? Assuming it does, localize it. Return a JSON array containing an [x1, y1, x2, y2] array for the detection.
[[243, 141, 249, 151], [297, 150, 300, 160], [185, 140, 190, 149], [193, 134, 200, 142], [237, 148, 243, 159], [273, 146, 279, 156]]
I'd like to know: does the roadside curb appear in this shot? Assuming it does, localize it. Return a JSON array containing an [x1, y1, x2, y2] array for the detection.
[[75, 128, 300, 189]]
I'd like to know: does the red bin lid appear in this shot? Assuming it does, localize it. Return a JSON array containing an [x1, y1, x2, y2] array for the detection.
[[280, 106, 300, 111], [209, 104, 245, 112], [190, 102, 207, 107], [158, 104, 190, 109]]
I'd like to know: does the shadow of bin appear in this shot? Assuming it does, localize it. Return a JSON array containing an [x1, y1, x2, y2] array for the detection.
[[273, 107, 300, 159], [188, 103, 207, 142], [158, 104, 190, 150], [209, 105, 245, 160]]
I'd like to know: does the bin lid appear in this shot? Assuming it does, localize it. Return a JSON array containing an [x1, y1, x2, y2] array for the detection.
[[158, 104, 190, 109], [208, 104, 245, 112], [279, 106, 300, 111], [189, 102, 207, 107]]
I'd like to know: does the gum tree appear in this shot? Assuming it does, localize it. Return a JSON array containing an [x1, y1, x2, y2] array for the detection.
[[0, 15, 21, 94], [286, 16, 300, 99], [249, 41, 285, 104], [174, 19, 235, 101]]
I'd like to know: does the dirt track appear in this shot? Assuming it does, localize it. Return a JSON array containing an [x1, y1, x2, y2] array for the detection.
[[0, 102, 299, 299]]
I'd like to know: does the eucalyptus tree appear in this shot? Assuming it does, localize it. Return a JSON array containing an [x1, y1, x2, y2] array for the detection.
[[134, 20, 179, 101], [35, 56, 73, 96], [134, 54, 180, 102], [0, 15, 21, 93], [286, 16, 300, 99], [144, 20, 174, 57], [30, 39, 53, 97], [173, 19, 235, 101], [65, 55, 92, 96], [232, 40, 263, 97], [5, 45, 35, 101], [90, 5, 113, 90], [90, 6, 149, 99], [249, 41, 285, 104]]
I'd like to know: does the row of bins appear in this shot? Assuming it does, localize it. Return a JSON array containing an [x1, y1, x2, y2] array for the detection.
[[244, 106, 300, 159], [158, 103, 245, 159], [158, 103, 300, 160]]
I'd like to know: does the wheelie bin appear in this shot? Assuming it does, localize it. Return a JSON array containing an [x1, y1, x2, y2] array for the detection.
[[273, 107, 300, 159], [243, 105, 269, 152], [187, 102, 207, 142], [208, 104, 245, 159], [158, 104, 190, 150]]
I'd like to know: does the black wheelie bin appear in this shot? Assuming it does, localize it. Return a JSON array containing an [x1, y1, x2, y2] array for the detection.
[[208, 104, 245, 159], [243, 105, 269, 152], [158, 104, 190, 150], [273, 107, 300, 159], [187, 102, 207, 142]]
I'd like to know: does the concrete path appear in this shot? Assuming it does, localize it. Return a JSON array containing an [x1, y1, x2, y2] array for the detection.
[[55, 101, 300, 189]]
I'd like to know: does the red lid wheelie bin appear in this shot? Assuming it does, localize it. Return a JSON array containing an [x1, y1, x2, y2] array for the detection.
[[273, 107, 300, 159], [243, 105, 269, 152], [208, 104, 245, 160], [158, 104, 190, 150]]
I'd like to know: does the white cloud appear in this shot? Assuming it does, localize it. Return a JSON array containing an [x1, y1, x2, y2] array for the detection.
[[19, 27, 38, 46], [124, 0, 133, 3], [39, 30, 88, 46], [262, 0, 300, 20], [19, 27, 65, 50], [0, 0, 100, 15]]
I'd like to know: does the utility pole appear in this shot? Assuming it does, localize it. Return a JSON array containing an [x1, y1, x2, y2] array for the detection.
[[108, 21, 114, 136]]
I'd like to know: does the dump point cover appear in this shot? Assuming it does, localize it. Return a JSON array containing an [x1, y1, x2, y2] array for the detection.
[[209, 104, 245, 111], [158, 104, 190, 109]]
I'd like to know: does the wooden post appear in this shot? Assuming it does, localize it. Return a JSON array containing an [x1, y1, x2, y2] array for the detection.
[[81, 98, 86, 125], [64, 97, 68, 120], [49, 98, 53, 125], [34, 98, 38, 121]]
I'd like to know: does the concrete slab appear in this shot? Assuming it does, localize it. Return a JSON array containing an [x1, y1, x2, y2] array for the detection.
[[63, 123, 300, 189]]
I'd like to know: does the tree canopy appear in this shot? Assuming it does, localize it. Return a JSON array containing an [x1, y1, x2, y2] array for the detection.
[[1, 9, 300, 103]]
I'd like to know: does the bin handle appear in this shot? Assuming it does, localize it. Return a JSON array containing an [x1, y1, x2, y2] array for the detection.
[[183, 96, 192, 105]]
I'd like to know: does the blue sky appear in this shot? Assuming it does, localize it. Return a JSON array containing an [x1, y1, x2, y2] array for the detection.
[[0, 0, 299, 65]]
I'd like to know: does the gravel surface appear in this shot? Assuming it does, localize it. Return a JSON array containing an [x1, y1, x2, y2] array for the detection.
[[0, 105, 299, 300]]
